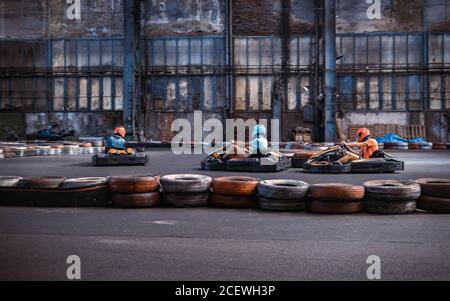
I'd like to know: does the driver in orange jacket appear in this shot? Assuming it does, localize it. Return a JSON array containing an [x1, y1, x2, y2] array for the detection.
[[343, 127, 379, 159]]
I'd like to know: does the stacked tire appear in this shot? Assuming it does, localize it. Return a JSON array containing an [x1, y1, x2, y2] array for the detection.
[[109, 175, 160, 208], [291, 151, 316, 168], [363, 180, 420, 214], [416, 178, 450, 213], [0, 176, 23, 187], [19, 176, 66, 188], [258, 179, 309, 211], [210, 176, 258, 208], [308, 183, 364, 214], [161, 174, 211, 207]]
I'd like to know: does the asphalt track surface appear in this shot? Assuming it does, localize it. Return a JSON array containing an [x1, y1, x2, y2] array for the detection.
[[1, 149, 450, 280]]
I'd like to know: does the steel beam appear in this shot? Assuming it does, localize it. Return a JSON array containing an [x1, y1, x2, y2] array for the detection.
[[324, 0, 336, 142]]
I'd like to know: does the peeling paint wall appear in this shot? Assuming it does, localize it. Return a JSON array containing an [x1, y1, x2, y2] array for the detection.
[[143, 0, 225, 36], [336, 0, 423, 33]]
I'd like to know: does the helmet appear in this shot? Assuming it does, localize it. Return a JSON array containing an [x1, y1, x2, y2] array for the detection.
[[356, 128, 370, 142], [114, 126, 126, 138], [252, 124, 267, 138]]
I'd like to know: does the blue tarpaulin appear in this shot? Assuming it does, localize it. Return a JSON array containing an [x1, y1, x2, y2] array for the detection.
[[375, 133, 426, 143]]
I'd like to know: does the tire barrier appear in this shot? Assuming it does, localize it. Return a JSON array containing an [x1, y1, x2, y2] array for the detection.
[[210, 193, 257, 208], [160, 174, 212, 207], [0, 176, 23, 187], [161, 174, 212, 194], [109, 175, 160, 208], [210, 176, 259, 208], [212, 176, 259, 196], [1, 173, 450, 215], [19, 176, 66, 188], [362, 180, 420, 214], [416, 178, 450, 213], [109, 175, 160, 194], [308, 199, 363, 214], [62, 177, 108, 188], [257, 180, 309, 211], [432, 142, 447, 150], [384, 142, 408, 150], [309, 183, 365, 201], [111, 192, 160, 208], [420, 142, 433, 150], [162, 192, 210, 207], [408, 143, 421, 149], [308, 183, 364, 214]]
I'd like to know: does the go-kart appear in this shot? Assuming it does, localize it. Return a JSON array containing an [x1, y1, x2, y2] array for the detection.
[[92, 147, 148, 166], [201, 144, 291, 172], [302, 144, 404, 174]]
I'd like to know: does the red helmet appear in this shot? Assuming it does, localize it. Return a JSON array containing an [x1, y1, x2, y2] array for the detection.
[[356, 128, 370, 142], [114, 126, 126, 138]]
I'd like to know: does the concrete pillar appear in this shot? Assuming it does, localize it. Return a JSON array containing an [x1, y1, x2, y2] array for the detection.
[[324, 0, 336, 142]]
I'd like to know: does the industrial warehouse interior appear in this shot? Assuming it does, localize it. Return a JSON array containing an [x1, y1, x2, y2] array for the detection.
[[0, 0, 450, 289]]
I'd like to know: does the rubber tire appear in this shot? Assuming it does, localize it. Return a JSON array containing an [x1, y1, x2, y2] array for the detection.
[[363, 180, 421, 201], [109, 175, 160, 194], [310, 183, 365, 201], [19, 176, 66, 188], [350, 159, 404, 173], [417, 195, 450, 213], [161, 174, 212, 193], [363, 199, 416, 214], [258, 196, 306, 211], [62, 177, 108, 188], [212, 176, 260, 196], [162, 192, 210, 207], [0, 176, 23, 187], [258, 179, 309, 200], [210, 193, 256, 208], [416, 178, 450, 199], [112, 192, 160, 208], [308, 199, 363, 214]]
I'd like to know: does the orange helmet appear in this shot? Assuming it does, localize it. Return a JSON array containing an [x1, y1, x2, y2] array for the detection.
[[356, 128, 370, 142], [114, 126, 126, 138]]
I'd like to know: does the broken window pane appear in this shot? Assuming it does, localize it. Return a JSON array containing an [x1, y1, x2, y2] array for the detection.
[[287, 77, 297, 111], [429, 75, 441, 110], [67, 78, 77, 110], [396, 76, 406, 110], [79, 78, 88, 110], [103, 77, 112, 110], [369, 76, 379, 110], [235, 77, 246, 110], [249, 76, 259, 110], [53, 78, 65, 111], [356, 76, 366, 109], [115, 77, 123, 110], [261, 77, 272, 110], [91, 78, 100, 110]]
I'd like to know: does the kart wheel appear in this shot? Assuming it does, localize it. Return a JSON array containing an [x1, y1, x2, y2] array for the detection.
[[162, 192, 210, 207], [19, 176, 66, 188], [303, 162, 351, 174], [417, 195, 450, 213], [112, 192, 160, 208], [309, 183, 365, 201], [109, 175, 160, 194], [308, 199, 363, 214], [258, 179, 309, 200], [258, 196, 306, 211], [363, 180, 421, 201], [363, 199, 416, 214], [416, 178, 450, 198], [160, 174, 212, 193], [0, 176, 23, 187], [210, 193, 257, 208], [212, 176, 260, 196]]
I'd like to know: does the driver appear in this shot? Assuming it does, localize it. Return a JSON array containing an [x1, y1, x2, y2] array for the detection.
[[343, 127, 379, 159], [105, 126, 126, 152]]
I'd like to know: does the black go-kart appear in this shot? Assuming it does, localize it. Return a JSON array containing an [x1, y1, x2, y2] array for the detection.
[[302, 145, 404, 174], [92, 147, 148, 166]]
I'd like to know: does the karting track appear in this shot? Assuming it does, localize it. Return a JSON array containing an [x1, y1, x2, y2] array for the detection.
[[1, 149, 450, 280]]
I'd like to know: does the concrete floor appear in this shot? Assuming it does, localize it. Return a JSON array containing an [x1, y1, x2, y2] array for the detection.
[[0, 149, 450, 280]]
